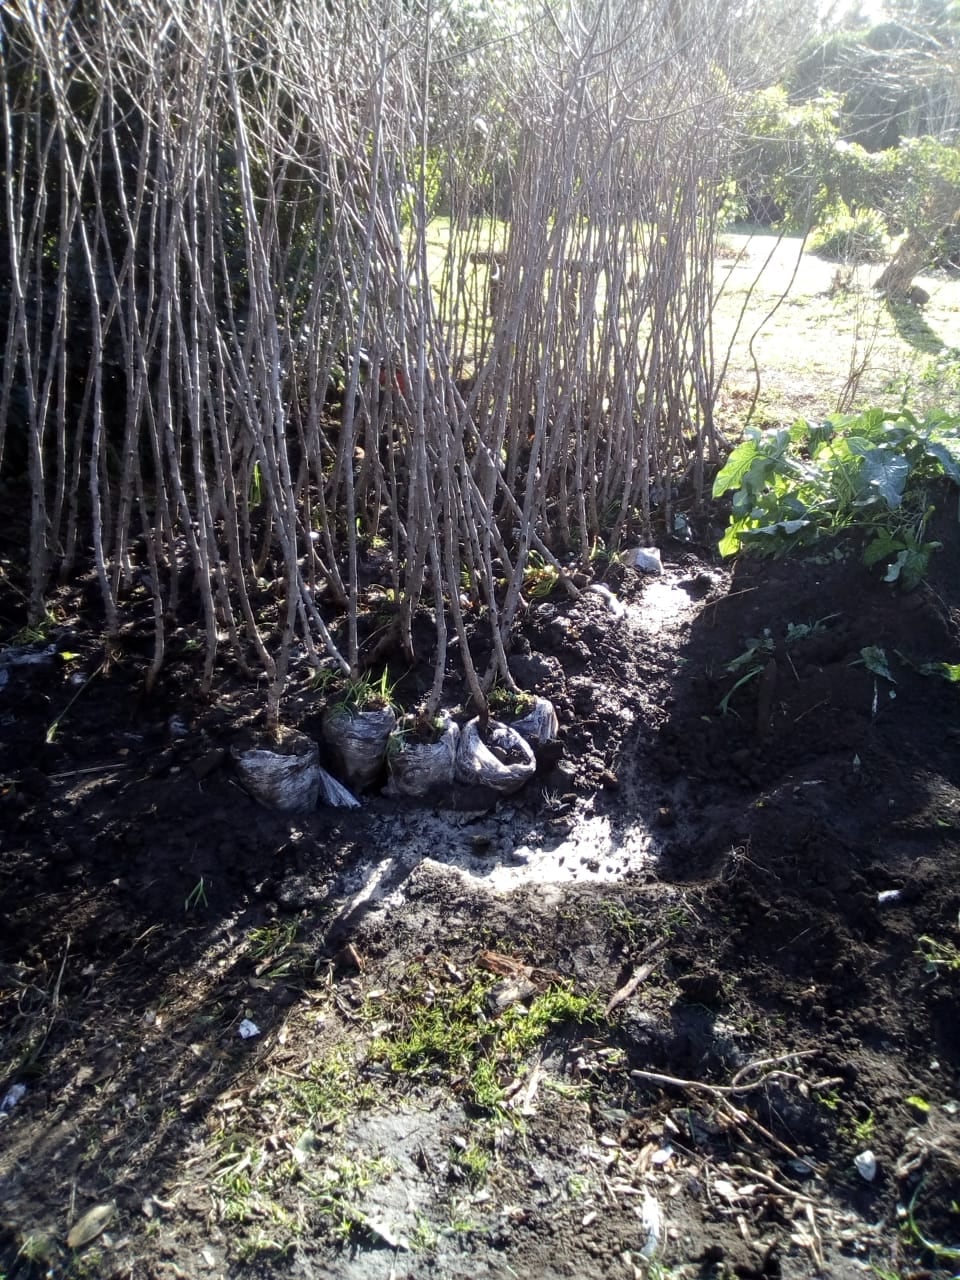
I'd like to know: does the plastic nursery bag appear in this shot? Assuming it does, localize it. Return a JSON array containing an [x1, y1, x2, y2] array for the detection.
[[455, 718, 536, 793], [384, 716, 460, 798], [233, 735, 321, 812], [511, 697, 559, 745], [322, 705, 397, 790]]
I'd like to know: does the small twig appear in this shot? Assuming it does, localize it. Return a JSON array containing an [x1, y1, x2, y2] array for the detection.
[[604, 938, 667, 1016], [793, 699, 829, 724], [731, 1165, 818, 1206], [719, 1096, 807, 1165], [604, 962, 657, 1016], [729, 1049, 817, 1087], [805, 1199, 825, 1271], [631, 1056, 818, 1098], [48, 763, 132, 780], [629, 1061, 816, 1165], [45, 660, 105, 744], [702, 587, 758, 625], [599, 1171, 622, 1208], [23, 934, 71, 1070]]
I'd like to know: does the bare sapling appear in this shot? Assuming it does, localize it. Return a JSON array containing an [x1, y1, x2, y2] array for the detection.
[[0, 0, 793, 733]]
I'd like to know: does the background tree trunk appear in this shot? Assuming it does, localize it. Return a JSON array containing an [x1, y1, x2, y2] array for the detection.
[[875, 187, 960, 295]]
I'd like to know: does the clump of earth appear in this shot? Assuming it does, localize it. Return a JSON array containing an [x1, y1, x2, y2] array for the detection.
[[1, 499, 959, 1280]]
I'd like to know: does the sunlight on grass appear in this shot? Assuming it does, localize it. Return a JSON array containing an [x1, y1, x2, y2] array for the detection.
[[422, 220, 960, 418]]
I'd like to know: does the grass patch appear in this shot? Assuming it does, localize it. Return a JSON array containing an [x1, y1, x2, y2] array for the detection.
[[200, 1047, 385, 1252], [277, 1052, 377, 1128], [367, 963, 603, 1113], [423, 221, 960, 421]]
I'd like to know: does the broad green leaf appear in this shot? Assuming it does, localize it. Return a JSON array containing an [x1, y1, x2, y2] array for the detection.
[[827, 408, 887, 439], [858, 449, 910, 509], [860, 646, 895, 682], [718, 525, 745, 557], [923, 439, 960, 485], [713, 439, 760, 497], [863, 530, 904, 568], [884, 551, 909, 583], [739, 518, 812, 541], [788, 417, 814, 443], [895, 406, 921, 430], [886, 547, 932, 590]]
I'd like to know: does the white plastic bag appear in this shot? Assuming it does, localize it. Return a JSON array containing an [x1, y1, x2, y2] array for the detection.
[[511, 697, 558, 745], [623, 546, 663, 574], [322, 705, 397, 790], [384, 717, 460, 798], [455, 718, 536, 793], [233, 734, 321, 812], [318, 766, 361, 809]]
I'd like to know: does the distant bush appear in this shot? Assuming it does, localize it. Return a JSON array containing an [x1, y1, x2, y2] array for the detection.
[[811, 205, 889, 263]]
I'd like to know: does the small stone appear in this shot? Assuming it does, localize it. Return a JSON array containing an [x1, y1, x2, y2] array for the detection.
[[854, 1150, 877, 1181]]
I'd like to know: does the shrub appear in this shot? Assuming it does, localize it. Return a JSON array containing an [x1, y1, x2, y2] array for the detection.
[[811, 205, 889, 263]]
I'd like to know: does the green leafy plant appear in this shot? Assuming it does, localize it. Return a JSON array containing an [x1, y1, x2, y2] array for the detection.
[[718, 615, 839, 717], [10, 609, 59, 646], [522, 550, 560, 599], [248, 920, 298, 960], [487, 683, 534, 718], [848, 1109, 876, 1146], [857, 646, 896, 683], [450, 1138, 492, 1187], [332, 668, 399, 713], [595, 899, 646, 950], [717, 628, 775, 715], [713, 408, 960, 586], [308, 666, 342, 696], [185, 877, 209, 912], [898, 654, 960, 684], [784, 615, 838, 644], [248, 921, 301, 976], [918, 933, 960, 974], [905, 1178, 960, 1265], [811, 203, 889, 263]]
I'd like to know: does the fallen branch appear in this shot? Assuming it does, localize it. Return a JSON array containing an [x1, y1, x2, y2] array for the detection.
[[604, 939, 667, 1016], [629, 1058, 838, 1167]]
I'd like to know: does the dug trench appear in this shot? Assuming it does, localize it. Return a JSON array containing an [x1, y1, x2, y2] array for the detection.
[[0, 518, 959, 1280]]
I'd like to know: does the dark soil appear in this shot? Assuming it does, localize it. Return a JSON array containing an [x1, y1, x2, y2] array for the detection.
[[1, 509, 959, 1280]]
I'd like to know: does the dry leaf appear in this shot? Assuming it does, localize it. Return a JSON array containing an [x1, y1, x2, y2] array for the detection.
[[67, 1202, 115, 1249]]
